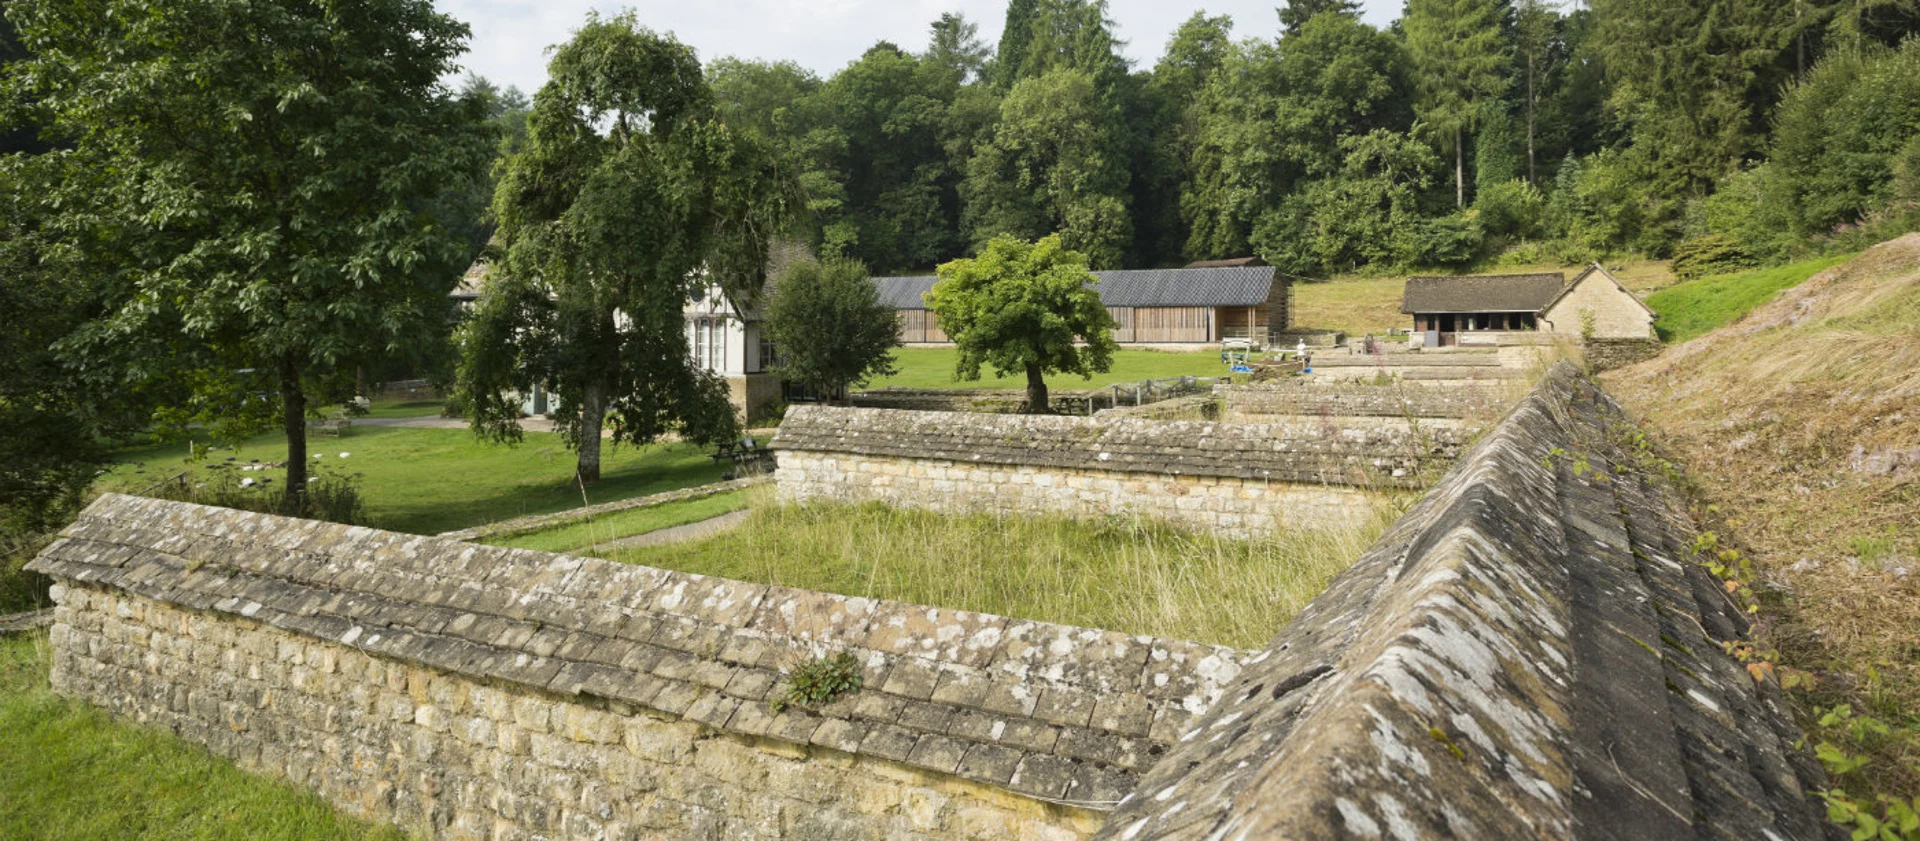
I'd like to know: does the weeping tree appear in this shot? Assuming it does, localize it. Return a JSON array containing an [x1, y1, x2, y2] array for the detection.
[[454, 13, 796, 483]]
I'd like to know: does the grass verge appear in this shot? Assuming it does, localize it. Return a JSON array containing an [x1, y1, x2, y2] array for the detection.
[[100, 427, 724, 536], [1645, 253, 1855, 342], [603, 488, 1397, 649], [488, 490, 751, 554], [0, 633, 407, 841], [863, 347, 1233, 391]]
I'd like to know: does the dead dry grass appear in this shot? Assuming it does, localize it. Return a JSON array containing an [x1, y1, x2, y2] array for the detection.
[[1605, 234, 1920, 800]]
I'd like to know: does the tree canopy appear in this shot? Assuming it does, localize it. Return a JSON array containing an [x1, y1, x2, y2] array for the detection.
[[762, 258, 900, 402], [3, 0, 492, 509], [927, 234, 1116, 413]]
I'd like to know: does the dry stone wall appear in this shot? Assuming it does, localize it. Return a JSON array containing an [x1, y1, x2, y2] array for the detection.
[[29, 497, 1252, 841], [1097, 364, 1838, 841], [1217, 383, 1508, 426], [774, 407, 1462, 538]]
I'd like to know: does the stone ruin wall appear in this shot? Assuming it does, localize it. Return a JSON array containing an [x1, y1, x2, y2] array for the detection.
[[772, 408, 1468, 539], [29, 365, 1841, 841], [1215, 382, 1508, 428], [31, 498, 1250, 841]]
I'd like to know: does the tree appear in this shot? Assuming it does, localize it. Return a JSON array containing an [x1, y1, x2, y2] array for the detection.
[[1404, 0, 1511, 208], [927, 234, 1116, 413], [1279, 0, 1362, 34], [5, 0, 492, 511], [927, 12, 990, 83], [963, 69, 1133, 267], [995, 0, 1042, 88], [1512, 0, 1557, 185], [455, 14, 795, 483], [762, 258, 899, 402]]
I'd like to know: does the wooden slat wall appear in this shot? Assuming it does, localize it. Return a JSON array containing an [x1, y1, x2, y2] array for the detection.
[[1129, 307, 1213, 343], [1108, 307, 1134, 343], [897, 310, 949, 344]]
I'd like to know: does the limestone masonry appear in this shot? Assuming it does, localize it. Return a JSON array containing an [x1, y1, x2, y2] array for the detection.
[[29, 364, 1840, 840], [32, 497, 1248, 840]]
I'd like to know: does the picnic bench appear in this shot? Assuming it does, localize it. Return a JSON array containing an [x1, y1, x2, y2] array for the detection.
[[307, 409, 352, 438], [711, 437, 774, 476]]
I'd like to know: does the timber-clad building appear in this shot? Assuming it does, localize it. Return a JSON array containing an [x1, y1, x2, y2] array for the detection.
[[875, 261, 1292, 346]]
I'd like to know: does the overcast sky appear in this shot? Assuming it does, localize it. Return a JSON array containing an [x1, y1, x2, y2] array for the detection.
[[438, 1, 1405, 96]]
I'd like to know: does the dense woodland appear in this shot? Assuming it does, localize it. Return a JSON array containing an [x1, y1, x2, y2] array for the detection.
[[480, 0, 1919, 279]]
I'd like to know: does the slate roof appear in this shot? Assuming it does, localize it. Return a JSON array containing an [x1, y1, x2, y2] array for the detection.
[[30, 494, 1255, 810], [1401, 272, 1566, 314], [874, 266, 1278, 311]]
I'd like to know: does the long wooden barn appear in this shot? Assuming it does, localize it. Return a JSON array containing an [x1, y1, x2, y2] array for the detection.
[[875, 262, 1291, 346]]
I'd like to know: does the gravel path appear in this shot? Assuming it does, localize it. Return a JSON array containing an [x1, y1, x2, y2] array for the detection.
[[595, 509, 752, 552]]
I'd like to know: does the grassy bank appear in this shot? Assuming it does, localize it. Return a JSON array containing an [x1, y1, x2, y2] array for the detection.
[[488, 490, 751, 554], [1606, 235, 1920, 814], [0, 633, 406, 841], [1645, 253, 1855, 342], [100, 427, 723, 536], [863, 347, 1231, 391], [603, 490, 1396, 648]]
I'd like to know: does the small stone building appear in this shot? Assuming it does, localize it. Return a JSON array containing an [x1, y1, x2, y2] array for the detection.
[[876, 262, 1292, 347], [1402, 264, 1655, 347]]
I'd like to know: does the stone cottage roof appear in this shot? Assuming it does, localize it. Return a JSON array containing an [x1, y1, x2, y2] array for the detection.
[[1401, 272, 1567, 314], [30, 494, 1252, 809], [873, 266, 1278, 312]]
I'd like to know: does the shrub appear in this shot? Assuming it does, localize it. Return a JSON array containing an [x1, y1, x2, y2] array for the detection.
[[144, 462, 369, 526], [1670, 234, 1754, 281], [1772, 40, 1920, 237], [1475, 179, 1548, 240]]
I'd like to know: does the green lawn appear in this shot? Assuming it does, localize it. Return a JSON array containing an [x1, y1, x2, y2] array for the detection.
[[0, 634, 406, 841], [603, 491, 1394, 648], [1646, 254, 1855, 343], [360, 398, 447, 420], [488, 490, 751, 553], [100, 427, 724, 536], [863, 347, 1234, 391]]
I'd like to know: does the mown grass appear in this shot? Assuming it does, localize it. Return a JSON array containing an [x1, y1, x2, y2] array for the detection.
[[99, 427, 724, 536], [1645, 253, 1855, 342], [0, 633, 408, 841], [603, 489, 1397, 648], [489, 490, 750, 554], [360, 398, 447, 420], [862, 347, 1233, 391]]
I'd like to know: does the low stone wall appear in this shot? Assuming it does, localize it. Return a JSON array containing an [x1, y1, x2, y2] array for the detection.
[[1584, 337, 1664, 371], [848, 389, 1028, 414], [1218, 383, 1507, 424], [1097, 364, 1837, 840], [1093, 395, 1218, 421], [437, 476, 770, 543], [774, 407, 1464, 538], [31, 497, 1252, 841]]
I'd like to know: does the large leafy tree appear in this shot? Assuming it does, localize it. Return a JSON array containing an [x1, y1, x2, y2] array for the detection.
[[927, 234, 1116, 413], [4, 0, 492, 510], [762, 258, 899, 403], [1405, 0, 1511, 209], [963, 69, 1133, 267], [455, 14, 795, 483]]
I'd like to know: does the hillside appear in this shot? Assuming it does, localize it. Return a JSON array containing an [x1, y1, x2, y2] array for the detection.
[[1606, 234, 1920, 801]]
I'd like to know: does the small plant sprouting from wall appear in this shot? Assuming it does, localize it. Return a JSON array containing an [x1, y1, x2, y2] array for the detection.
[[770, 652, 864, 714]]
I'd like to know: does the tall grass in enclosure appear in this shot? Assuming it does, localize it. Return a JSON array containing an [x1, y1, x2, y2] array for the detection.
[[605, 487, 1400, 649]]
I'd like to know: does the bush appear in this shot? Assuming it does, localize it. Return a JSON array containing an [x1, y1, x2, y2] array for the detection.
[[1402, 212, 1482, 268], [1772, 40, 1920, 237], [1670, 234, 1754, 281], [144, 463, 369, 526], [1475, 179, 1548, 240]]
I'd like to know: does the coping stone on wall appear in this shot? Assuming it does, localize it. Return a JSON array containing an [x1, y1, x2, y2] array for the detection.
[[27, 495, 1253, 811], [774, 407, 1465, 490], [1091, 363, 1839, 840]]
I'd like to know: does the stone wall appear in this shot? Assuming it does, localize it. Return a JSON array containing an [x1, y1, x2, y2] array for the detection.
[[30, 497, 1252, 841], [774, 407, 1464, 538], [1584, 337, 1664, 371], [776, 451, 1391, 537], [1217, 383, 1507, 425], [1096, 364, 1838, 840]]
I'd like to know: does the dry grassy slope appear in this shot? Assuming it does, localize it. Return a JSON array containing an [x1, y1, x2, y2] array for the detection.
[[1606, 234, 1920, 789]]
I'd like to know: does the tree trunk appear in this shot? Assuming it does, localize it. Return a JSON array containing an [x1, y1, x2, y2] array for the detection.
[[280, 356, 309, 514], [1024, 363, 1049, 415], [1526, 55, 1538, 186], [577, 378, 607, 484], [1454, 126, 1466, 209], [355, 365, 369, 400]]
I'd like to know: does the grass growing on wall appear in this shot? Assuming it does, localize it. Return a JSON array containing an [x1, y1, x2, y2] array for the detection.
[[100, 427, 724, 537], [864, 347, 1232, 391], [487, 490, 752, 554], [603, 489, 1397, 649], [0, 633, 408, 841], [1645, 254, 1854, 343]]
